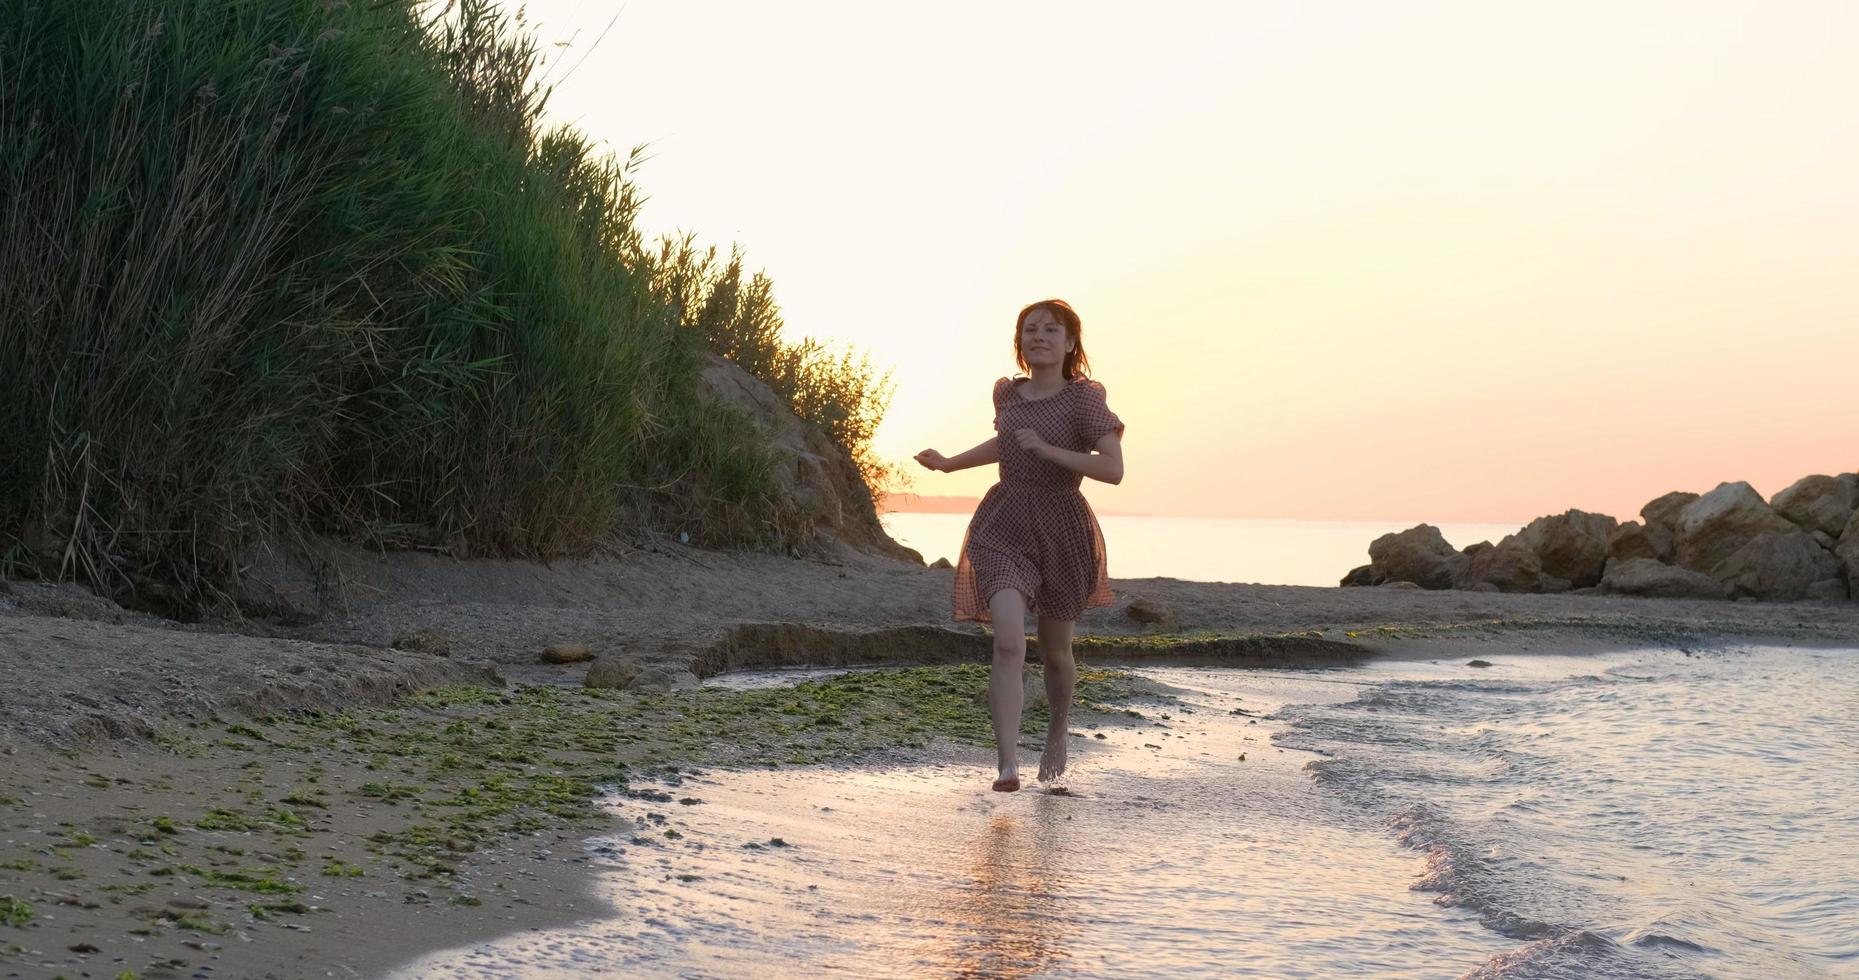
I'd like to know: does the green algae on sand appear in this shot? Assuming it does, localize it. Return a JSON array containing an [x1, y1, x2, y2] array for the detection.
[[0, 664, 1151, 978]]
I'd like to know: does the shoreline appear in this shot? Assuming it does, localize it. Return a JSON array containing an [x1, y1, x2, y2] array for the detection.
[[4, 544, 1858, 976], [0, 665, 1151, 979]]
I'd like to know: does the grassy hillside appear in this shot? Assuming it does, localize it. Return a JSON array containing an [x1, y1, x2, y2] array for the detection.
[[0, 0, 891, 614]]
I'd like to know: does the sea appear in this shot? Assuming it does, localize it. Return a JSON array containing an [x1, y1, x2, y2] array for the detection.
[[879, 512, 1523, 587], [393, 646, 1858, 979]]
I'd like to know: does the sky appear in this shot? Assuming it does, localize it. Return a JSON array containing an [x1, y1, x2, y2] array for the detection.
[[500, 0, 1858, 524]]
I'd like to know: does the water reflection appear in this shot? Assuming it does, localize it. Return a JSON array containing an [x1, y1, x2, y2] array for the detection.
[[930, 807, 1076, 978]]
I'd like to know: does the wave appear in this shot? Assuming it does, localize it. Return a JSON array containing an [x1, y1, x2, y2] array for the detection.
[[1456, 930, 1709, 980], [1277, 664, 1741, 980]]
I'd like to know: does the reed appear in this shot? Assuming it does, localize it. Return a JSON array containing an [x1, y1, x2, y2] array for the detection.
[[0, 0, 892, 613]]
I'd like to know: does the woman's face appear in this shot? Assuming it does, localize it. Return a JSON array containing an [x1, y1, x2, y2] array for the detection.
[[1019, 308, 1071, 369]]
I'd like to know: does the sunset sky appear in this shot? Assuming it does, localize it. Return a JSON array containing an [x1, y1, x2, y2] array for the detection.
[[504, 1, 1858, 523]]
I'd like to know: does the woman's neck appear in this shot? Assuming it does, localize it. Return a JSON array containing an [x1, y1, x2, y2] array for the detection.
[[1025, 363, 1066, 393]]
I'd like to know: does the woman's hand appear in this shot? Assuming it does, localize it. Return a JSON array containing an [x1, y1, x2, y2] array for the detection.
[[1012, 428, 1052, 459], [914, 449, 950, 472]]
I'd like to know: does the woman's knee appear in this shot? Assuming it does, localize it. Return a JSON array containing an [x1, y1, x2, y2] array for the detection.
[[991, 631, 1025, 664]]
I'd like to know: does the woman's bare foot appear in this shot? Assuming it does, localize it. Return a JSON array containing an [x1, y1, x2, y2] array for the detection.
[[992, 771, 1021, 793], [1037, 731, 1068, 783]]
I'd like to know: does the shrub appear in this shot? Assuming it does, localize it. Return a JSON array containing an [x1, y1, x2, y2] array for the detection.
[[0, 0, 892, 611]]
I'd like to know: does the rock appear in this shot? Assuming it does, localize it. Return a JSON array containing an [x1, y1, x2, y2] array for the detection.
[[1463, 541, 1540, 593], [1461, 541, 1494, 558], [1839, 472, 1859, 512], [1810, 530, 1837, 549], [1379, 580, 1424, 590], [1673, 482, 1800, 574], [1805, 578, 1849, 602], [699, 354, 920, 563], [1709, 530, 1842, 600], [1507, 510, 1618, 588], [1466, 659, 1492, 668], [1467, 582, 1502, 593], [1600, 558, 1727, 600], [1606, 521, 1660, 563], [929, 557, 953, 570], [582, 658, 641, 690], [1838, 509, 1859, 593], [391, 630, 450, 657], [1639, 491, 1699, 561], [540, 643, 593, 664], [1367, 525, 1467, 590], [1538, 575, 1573, 594], [1640, 491, 1699, 535], [1023, 669, 1049, 710], [1340, 564, 1383, 587], [1769, 474, 1859, 538], [623, 666, 701, 694], [1124, 597, 1175, 627]]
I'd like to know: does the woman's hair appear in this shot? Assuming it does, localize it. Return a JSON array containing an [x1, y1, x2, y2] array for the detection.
[[1013, 298, 1092, 380]]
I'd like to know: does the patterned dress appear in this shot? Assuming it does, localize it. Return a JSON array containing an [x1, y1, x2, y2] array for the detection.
[[952, 375, 1125, 623]]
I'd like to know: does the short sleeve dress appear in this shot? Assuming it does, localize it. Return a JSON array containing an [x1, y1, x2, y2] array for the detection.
[[952, 375, 1125, 623]]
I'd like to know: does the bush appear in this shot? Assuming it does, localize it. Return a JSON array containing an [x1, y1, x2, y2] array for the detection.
[[0, 0, 890, 612]]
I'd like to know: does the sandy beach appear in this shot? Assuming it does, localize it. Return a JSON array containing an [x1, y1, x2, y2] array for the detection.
[[4, 543, 1858, 978]]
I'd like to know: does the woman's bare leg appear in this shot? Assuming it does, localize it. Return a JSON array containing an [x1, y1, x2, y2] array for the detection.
[[1036, 617, 1077, 783], [987, 589, 1028, 792]]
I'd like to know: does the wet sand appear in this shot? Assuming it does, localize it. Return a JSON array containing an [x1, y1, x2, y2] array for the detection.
[[393, 664, 1526, 978], [0, 665, 1140, 978]]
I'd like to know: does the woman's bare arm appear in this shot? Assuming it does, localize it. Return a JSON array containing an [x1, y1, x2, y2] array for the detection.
[[1012, 430, 1123, 485], [915, 436, 1000, 473]]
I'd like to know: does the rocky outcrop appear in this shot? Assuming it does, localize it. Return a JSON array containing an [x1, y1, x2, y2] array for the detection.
[[1708, 531, 1842, 600], [1673, 482, 1800, 575], [1600, 558, 1726, 599], [1606, 522, 1659, 562], [1839, 509, 1859, 594], [1345, 472, 1859, 603], [1339, 564, 1383, 587], [699, 354, 919, 563], [1506, 510, 1617, 588], [1639, 491, 1698, 562], [1366, 525, 1467, 590], [1463, 541, 1540, 593], [1806, 578, 1849, 601], [1770, 474, 1859, 538]]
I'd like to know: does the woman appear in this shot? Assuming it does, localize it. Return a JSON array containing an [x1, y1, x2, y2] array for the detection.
[[914, 299, 1125, 792]]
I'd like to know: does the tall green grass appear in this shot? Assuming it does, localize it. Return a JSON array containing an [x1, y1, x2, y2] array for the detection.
[[0, 0, 893, 614]]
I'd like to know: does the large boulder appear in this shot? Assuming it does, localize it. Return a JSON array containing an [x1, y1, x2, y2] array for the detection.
[[699, 354, 920, 562], [1639, 491, 1698, 561], [1806, 578, 1849, 602], [1606, 521, 1660, 563], [1673, 482, 1800, 574], [1601, 558, 1727, 600], [1835, 509, 1859, 595], [1708, 531, 1842, 600], [1770, 475, 1859, 538], [1463, 541, 1541, 593], [1367, 524, 1467, 590], [1506, 510, 1618, 588], [1339, 564, 1383, 587]]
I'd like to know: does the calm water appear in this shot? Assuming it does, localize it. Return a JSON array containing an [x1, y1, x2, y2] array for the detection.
[[392, 646, 1858, 978], [1278, 644, 1859, 979], [881, 512, 1522, 586]]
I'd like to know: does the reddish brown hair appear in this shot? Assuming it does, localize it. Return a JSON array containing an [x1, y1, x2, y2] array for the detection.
[[1013, 298, 1092, 380]]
